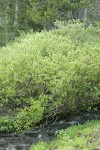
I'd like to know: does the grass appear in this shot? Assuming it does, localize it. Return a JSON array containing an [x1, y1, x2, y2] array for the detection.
[[30, 120, 100, 150]]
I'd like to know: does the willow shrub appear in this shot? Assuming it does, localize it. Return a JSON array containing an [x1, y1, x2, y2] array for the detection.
[[0, 21, 100, 132]]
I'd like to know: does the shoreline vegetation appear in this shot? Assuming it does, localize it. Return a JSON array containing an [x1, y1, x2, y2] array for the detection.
[[30, 120, 100, 150], [0, 21, 100, 134]]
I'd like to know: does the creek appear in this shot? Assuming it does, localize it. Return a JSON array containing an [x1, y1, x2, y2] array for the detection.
[[0, 111, 100, 150]]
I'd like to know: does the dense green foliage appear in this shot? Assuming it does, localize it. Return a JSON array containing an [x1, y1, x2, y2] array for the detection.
[[0, 21, 100, 132], [30, 120, 100, 150]]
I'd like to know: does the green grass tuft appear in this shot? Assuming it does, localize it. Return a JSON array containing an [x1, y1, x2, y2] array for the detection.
[[30, 120, 100, 150]]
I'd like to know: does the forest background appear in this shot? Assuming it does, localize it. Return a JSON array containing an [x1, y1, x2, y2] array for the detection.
[[0, 0, 100, 47]]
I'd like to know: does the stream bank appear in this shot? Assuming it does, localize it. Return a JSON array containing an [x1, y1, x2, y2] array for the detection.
[[0, 111, 100, 150]]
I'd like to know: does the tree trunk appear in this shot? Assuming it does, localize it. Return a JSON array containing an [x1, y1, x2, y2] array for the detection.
[[14, 0, 19, 36], [5, 1, 10, 43]]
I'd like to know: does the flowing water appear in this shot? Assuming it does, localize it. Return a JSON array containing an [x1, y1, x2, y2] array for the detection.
[[0, 112, 100, 150]]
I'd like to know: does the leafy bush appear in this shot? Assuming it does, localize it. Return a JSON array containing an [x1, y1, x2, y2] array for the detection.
[[13, 100, 44, 132], [0, 21, 100, 132], [0, 116, 15, 133]]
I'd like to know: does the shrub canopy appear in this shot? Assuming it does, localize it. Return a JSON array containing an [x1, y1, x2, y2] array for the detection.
[[0, 21, 100, 132]]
